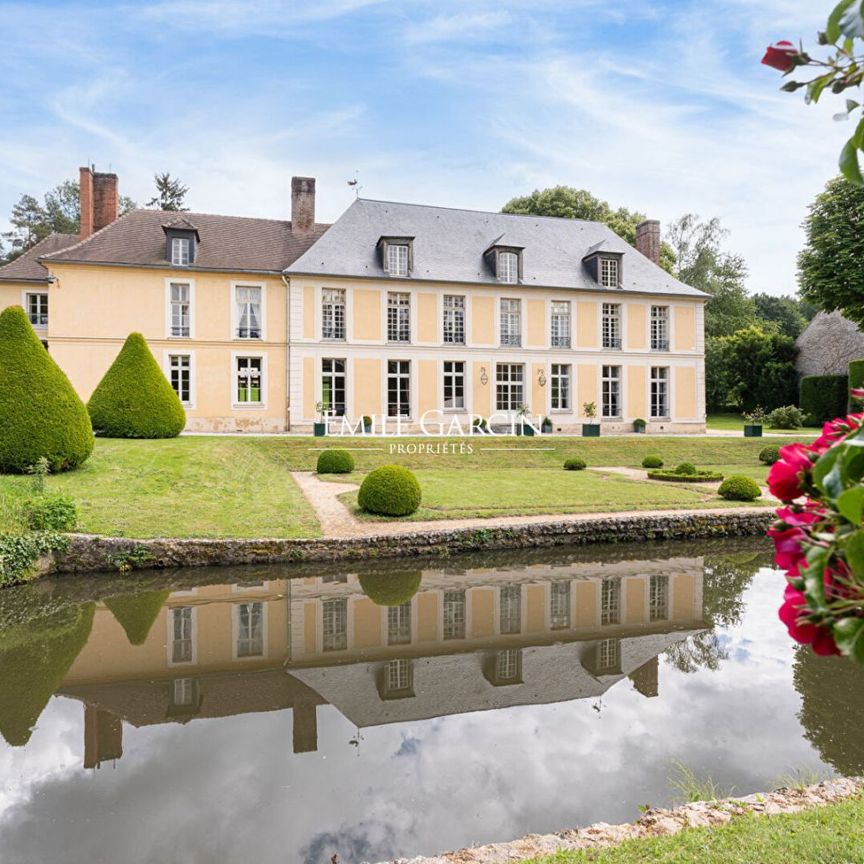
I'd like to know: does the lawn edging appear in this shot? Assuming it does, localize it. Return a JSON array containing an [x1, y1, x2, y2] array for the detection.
[[374, 777, 863, 864], [46, 509, 774, 575]]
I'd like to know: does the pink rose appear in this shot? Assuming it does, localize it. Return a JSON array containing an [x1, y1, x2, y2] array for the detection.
[[767, 443, 813, 502], [761, 41, 799, 72], [778, 585, 839, 656]]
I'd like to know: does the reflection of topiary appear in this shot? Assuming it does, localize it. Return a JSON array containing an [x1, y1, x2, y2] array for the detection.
[[0, 306, 94, 473], [563, 457, 586, 471], [358, 465, 421, 516], [719, 475, 762, 501], [317, 449, 355, 474], [104, 589, 171, 645], [88, 333, 186, 438], [675, 462, 697, 475], [642, 455, 664, 469], [358, 571, 422, 606], [0, 602, 94, 746], [759, 445, 781, 465]]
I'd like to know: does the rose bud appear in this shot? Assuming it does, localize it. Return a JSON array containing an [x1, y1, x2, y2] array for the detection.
[[762, 40, 799, 73]]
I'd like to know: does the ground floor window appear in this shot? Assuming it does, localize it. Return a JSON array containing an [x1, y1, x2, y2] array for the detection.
[[236, 602, 264, 657], [26, 292, 48, 327], [388, 602, 412, 645], [443, 360, 465, 410], [496, 363, 524, 412], [551, 363, 571, 410], [322, 358, 346, 416], [387, 360, 411, 417], [236, 356, 262, 404], [322, 598, 347, 652], [169, 354, 192, 404], [602, 365, 621, 419], [651, 366, 669, 419], [601, 577, 621, 625], [550, 581, 571, 629], [650, 574, 669, 621], [170, 607, 194, 664], [500, 584, 522, 634], [443, 590, 466, 640]]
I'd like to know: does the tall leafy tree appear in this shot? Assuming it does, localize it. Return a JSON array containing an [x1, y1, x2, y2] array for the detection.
[[147, 172, 189, 211], [752, 293, 810, 340], [798, 176, 864, 329], [501, 186, 676, 272]]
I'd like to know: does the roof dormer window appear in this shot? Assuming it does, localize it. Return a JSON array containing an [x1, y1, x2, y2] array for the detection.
[[378, 236, 414, 277], [171, 237, 190, 266], [600, 256, 619, 288], [582, 246, 623, 288], [163, 218, 200, 267], [498, 251, 518, 284], [484, 242, 523, 284]]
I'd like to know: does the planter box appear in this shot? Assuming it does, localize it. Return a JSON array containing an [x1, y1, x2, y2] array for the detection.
[[521, 424, 536, 437], [582, 423, 601, 438], [313, 422, 327, 437], [744, 424, 763, 438], [634, 425, 646, 434], [541, 423, 553, 435]]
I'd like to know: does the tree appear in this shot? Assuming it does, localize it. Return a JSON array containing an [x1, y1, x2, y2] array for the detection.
[[501, 186, 676, 272], [752, 293, 809, 340], [798, 177, 864, 329], [1, 194, 47, 260], [147, 172, 189, 211]]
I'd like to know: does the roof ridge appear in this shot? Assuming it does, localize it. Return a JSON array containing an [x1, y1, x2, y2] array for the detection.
[[0, 231, 79, 275]]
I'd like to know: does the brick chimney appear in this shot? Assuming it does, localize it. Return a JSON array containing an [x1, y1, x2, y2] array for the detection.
[[635, 219, 661, 265], [291, 176, 316, 234], [79, 165, 118, 239]]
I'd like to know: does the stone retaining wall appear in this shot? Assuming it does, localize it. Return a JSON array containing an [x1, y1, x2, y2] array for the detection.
[[50, 510, 774, 575]]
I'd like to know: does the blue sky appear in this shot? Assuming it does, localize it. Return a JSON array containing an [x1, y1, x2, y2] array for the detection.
[[0, 0, 849, 293]]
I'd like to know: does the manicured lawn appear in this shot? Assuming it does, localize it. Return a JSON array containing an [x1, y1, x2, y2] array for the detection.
[[0, 438, 320, 539], [707, 413, 804, 435], [528, 795, 864, 864]]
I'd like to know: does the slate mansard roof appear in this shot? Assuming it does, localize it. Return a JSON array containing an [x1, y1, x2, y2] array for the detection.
[[0, 232, 79, 283], [36, 209, 330, 274], [286, 198, 707, 298]]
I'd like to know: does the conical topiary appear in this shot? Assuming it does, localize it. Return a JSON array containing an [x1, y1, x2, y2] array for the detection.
[[87, 333, 186, 438], [0, 306, 94, 473], [104, 589, 170, 645]]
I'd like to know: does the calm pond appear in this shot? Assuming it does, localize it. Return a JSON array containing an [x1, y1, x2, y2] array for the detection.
[[1, 539, 861, 864]]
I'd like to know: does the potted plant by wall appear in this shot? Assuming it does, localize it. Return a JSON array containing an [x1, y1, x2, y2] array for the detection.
[[471, 416, 488, 434], [314, 402, 327, 437], [582, 402, 600, 437], [517, 404, 535, 436], [633, 418, 647, 434], [744, 407, 765, 438], [362, 415, 373, 434], [541, 415, 553, 434]]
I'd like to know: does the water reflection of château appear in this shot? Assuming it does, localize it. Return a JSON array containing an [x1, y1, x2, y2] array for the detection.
[[55, 556, 707, 769]]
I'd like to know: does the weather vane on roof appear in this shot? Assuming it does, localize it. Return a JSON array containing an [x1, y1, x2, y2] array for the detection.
[[347, 170, 362, 199]]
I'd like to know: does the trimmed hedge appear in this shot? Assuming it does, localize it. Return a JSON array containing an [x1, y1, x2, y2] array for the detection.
[[642, 455, 664, 469], [849, 359, 864, 410], [0, 306, 94, 473], [88, 333, 186, 438], [317, 449, 355, 474], [563, 457, 586, 471], [676, 462, 697, 475], [759, 445, 781, 466], [648, 469, 724, 482], [104, 589, 171, 646], [719, 475, 762, 501], [358, 571, 422, 606], [800, 374, 848, 424], [358, 465, 422, 517]]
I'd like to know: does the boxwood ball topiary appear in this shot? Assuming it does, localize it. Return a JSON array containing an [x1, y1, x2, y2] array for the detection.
[[719, 475, 762, 502], [358, 571, 422, 606], [0, 306, 94, 473], [316, 449, 355, 474], [358, 465, 422, 516], [642, 455, 664, 469], [88, 333, 186, 438], [675, 462, 697, 475], [563, 457, 586, 471], [759, 445, 781, 465]]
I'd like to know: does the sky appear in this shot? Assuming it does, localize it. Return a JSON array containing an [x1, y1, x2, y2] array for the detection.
[[0, 0, 851, 295]]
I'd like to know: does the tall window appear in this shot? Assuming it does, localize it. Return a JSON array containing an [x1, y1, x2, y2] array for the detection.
[[443, 590, 466, 640], [443, 294, 465, 344], [649, 574, 669, 621], [500, 298, 521, 346], [387, 360, 411, 417], [235, 286, 262, 339], [26, 293, 48, 327], [169, 283, 191, 337], [651, 305, 669, 351], [322, 358, 346, 416], [387, 292, 410, 342], [500, 584, 522, 634], [496, 363, 524, 412], [600, 257, 619, 288], [236, 356, 262, 404], [443, 360, 465, 410], [322, 288, 346, 340], [387, 243, 409, 276], [169, 354, 191, 404], [388, 603, 412, 645], [601, 578, 621, 626], [651, 366, 669, 419], [550, 301, 571, 348], [497, 251, 518, 284], [550, 582, 571, 630], [236, 602, 264, 657], [602, 303, 621, 349], [170, 607, 194, 664], [171, 237, 190, 266], [551, 363, 571, 410], [322, 598, 347, 652], [602, 365, 621, 418]]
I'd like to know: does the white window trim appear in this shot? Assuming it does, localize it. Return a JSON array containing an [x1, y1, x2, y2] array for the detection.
[[171, 236, 191, 267], [163, 278, 196, 339], [230, 281, 267, 341], [550, 363, 572, 413], [231, 351, 268, 410], [231, 600, 269, 661], [441, 359, 467, 413], [318, 596, 354, 653], [162, 349, 197, 409], [498, 297, 522, 348], [166, 605, 198, 666], [21, 289, 49, 331], [384, 358, 413, 420]]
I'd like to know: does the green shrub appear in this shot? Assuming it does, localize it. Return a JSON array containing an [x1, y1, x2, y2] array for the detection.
[[563, 457, 586, 471], [849, 359, 864, 410], [648, 469, 724, 482], [104, 589, 171, 645], [316, 449, 355, 474], [358, 465, 422, 516], [676, 462, 697, 475], [642, 455, 664, 469], [87, 333, 186, 438], [358, 571, 422, 606], [759, 445, 781, 465], [0, 306, 94, 473], [25, 494, 77, 532], [800, 374, 848, 424], [718, 475, 762, 501], [766, 405, 804, 429]]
